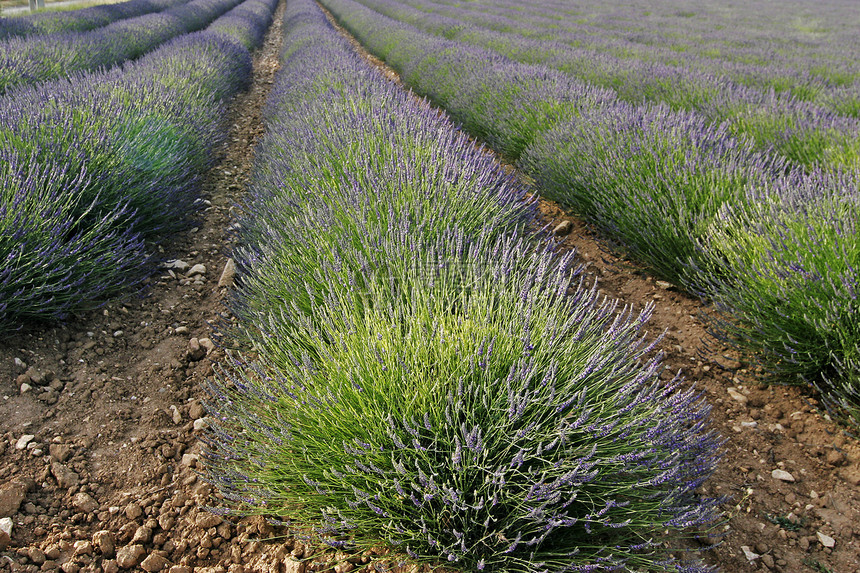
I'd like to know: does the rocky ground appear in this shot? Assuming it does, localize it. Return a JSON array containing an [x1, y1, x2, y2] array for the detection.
[[1, 2, 860, 572]]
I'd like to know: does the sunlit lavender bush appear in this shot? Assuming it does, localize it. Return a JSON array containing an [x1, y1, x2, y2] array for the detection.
[[203, 2, 722, 572], [689, 170, 860, 424]]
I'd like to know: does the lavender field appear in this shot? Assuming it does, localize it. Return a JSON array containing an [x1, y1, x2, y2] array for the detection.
[[1, 0, 858, 571]]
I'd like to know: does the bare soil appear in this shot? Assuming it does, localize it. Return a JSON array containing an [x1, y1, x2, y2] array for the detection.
[[1, 2, 859, 573]]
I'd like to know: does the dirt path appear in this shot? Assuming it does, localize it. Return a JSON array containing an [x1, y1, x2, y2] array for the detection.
[[1, 1, 860, 572]]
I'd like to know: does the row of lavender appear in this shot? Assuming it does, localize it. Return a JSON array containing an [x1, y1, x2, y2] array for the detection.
[[0, 0, 189, 40], [0, 0, 277, 328], [0, 0, 248, 94], [345, 0, 860, 171], [202, 0, 722, 571], [316, 0, 860, 426], [387, 0, 860, 116]]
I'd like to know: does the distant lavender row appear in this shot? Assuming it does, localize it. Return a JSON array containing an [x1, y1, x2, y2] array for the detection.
[[317, 0, 860, 422], [0, 0, 247, 94], [0, 0, 189, 40], [0, 0, 276, 327], [399, 0, 860, 111], [346, 0, 860, 170], [202, 0, 721, 571]]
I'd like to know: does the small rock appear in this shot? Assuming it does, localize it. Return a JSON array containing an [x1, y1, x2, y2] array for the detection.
[[186, 264, 206, 277], [727, 388, 748, 405], [188, 402, 205, 419], [93, 530, 116, 557], [760, 553, 774, 569], [116, 544, 146, 569], [174, 326, 189, 335], [132, 526, 152, 544], [772, 469, 795, 482], [73, 540, 93, 556], [168, 567, 192, 573], [195, 512, 223, 529], [20, 383, 32, 394], [61, 562, 80, 573], [826, 449, 846, 466], [141, 553, 169, 572], [283, 559, 306, 573], [104, 560, 120, 573], [13, 357, 27, 370], [218, 258, 236, 288], [125, 503, 143, 520], [49, 443, 73, 463], [0, 479, 29, 517], [169, 405, 182, 425], [0, 517, 12, 549], [28, 547, 46, 564], [198, 338, 215, 355], [73, 492, 99, 513], [552, 220, 572, 236], [655, 280, 673, 289], [817, 531, 836, 548], [188, 338, 206, 361], [25, 368, 43, 385], [51, 463, 80, 488], [181, 453, 199, 467], [113, 330, 124, 338], [164, 260, 190, 272], [193, 418, 209, 431], [740, 546, 760, 561], [16, 434, 35, 450]]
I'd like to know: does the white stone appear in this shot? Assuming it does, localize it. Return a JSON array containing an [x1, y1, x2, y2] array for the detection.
[[740, 546, 760, 561], [817, 532, 836, 548], [771, 469, 795, 482], [727, 388, 748, 405], [0, 517, 12, 536], [15, 434, 35, 450], [186, 264, 206, 277], [169, 405, 182, 425], [193, 418, 209, 431], [164, 260, 190, 272], [20, 383, 32, 394]]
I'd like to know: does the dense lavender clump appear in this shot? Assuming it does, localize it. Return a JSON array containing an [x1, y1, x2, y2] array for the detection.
[[0, 0, 275, 328], [0, 0, 246, 93], [203, 1, 722, 571], [0, 155, 148, 322], [0, 0, 188, 39], [689, 171, 860, 424], [520, 102, 786, 283]]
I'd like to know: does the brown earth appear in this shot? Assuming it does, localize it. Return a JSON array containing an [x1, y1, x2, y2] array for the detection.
[[1, 2, 859, 572]]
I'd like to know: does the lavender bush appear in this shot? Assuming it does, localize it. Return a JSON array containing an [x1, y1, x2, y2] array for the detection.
[[520, 103, 786, 284], [688, 171, 860, 425], [0, 0, 246, 93], [0, 0, 188, 40], [204, 2, 722, 572], [0, 0, 274, 328]]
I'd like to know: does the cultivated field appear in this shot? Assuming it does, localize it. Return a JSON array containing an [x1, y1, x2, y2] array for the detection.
[[0, 0, 858, 572]]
